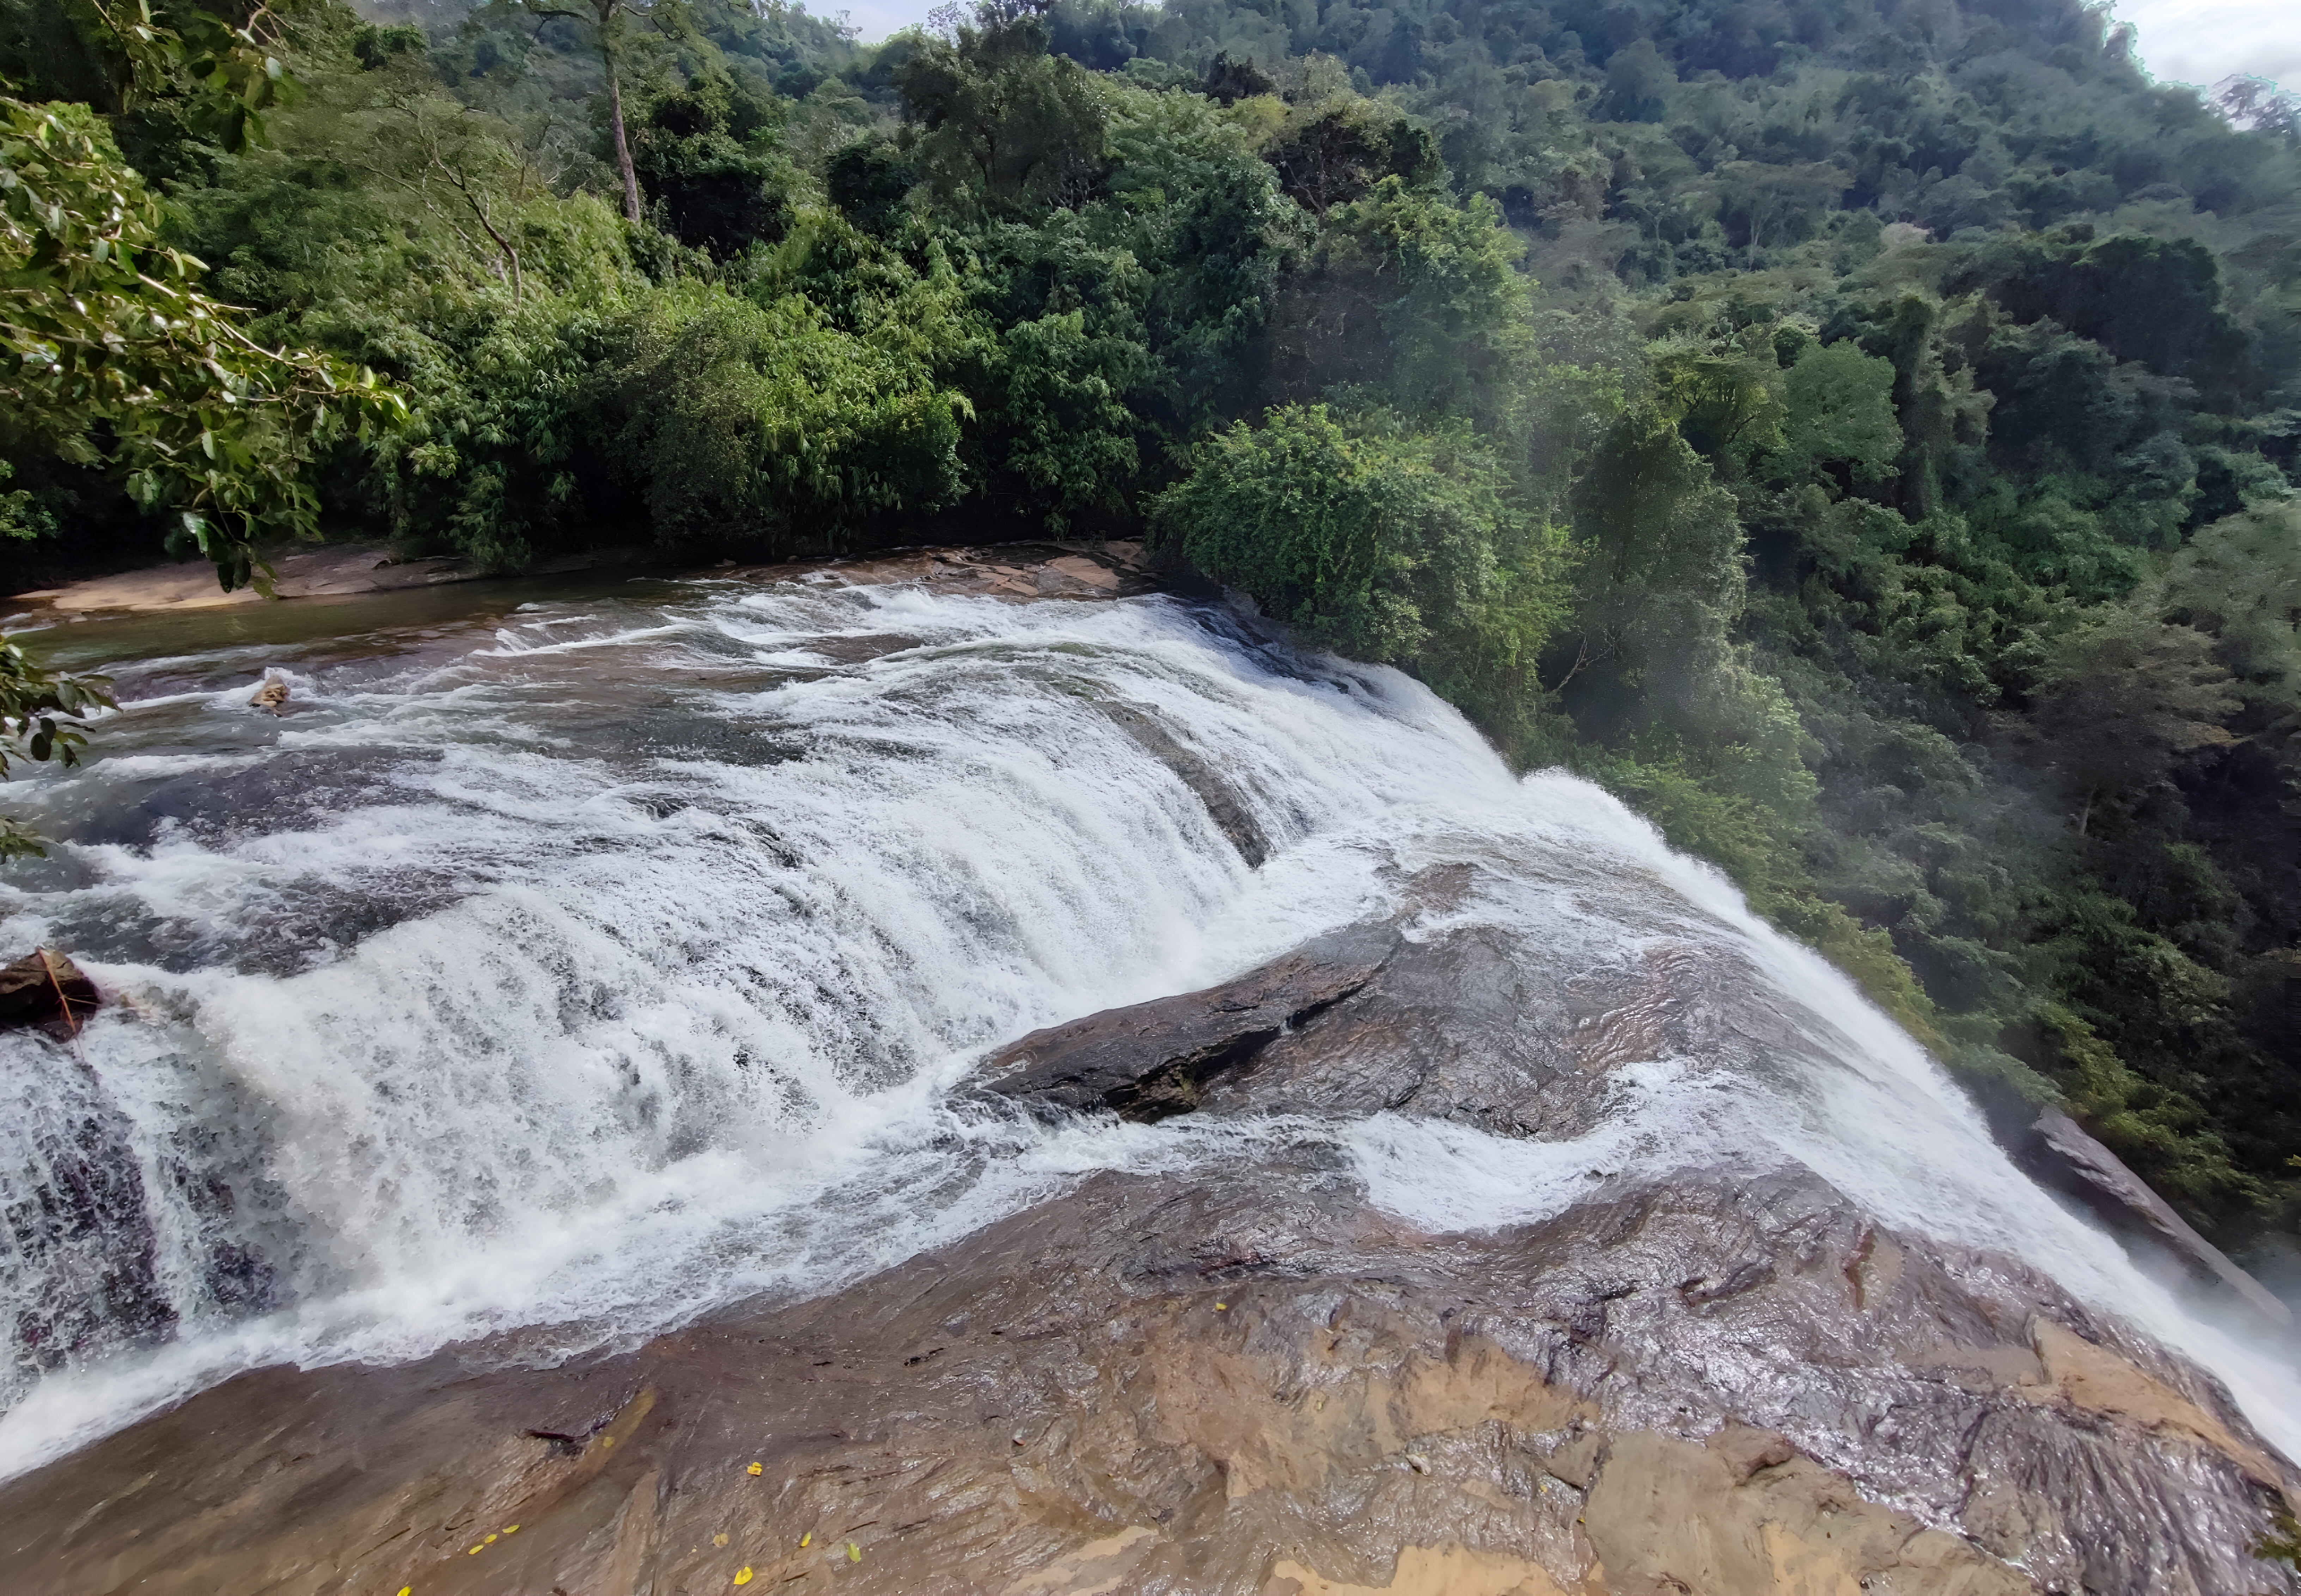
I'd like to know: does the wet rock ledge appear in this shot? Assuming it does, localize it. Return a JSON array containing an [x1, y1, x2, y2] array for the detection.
[[7, 910, 2297, 1596]]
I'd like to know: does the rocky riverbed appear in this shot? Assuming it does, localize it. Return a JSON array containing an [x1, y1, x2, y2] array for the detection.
[[7, 908, 2296, 1595], [0, 545, 2292, 1595]]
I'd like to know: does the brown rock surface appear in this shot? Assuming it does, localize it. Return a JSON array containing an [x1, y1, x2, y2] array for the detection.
[[4, 1133, 2293, 1595], [4, 898, 2295, 1594], [10, 540, 1153, 616], [2027, 1107, 2291, 1327], [12, 547, 494, 612], [977, 923, 1399, 1117], [726, 542, 1158, 602], [0, 948, 99, 1035]]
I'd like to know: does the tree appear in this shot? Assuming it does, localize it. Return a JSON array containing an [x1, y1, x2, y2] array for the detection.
[[523, 0, 649, 224], [368, 91, 543, 303], [2156, 502, 2301, 779], [1776, 340, 1902, 487], [33, 0, 303, 152], [2031, 609, 2240, 833], [1708, 161, 1852, 264], [0, 96, 403, 591], [1650, 336, 1786, 475], [1262, 95, 1439, 218], [605, 284, 973, 551], [1152, 404, 1573, 748], [1564, 407, 1739, 694], [895, 3, 1108, 217], [1596, 38, 1674, 123], [629, 71, 796, 257]]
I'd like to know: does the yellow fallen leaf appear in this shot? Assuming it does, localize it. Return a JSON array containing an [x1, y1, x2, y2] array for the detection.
[[733, 1566, 753, 1586], [847, 1542, 861, 1563], [1215, 1302, 1227, 1311], [468, 1545, 483, 1555], [800, 1532, 812, 1548], [397, 1588, 411, 1596], [483, 1534, 498, 1544], [746, 1460, 763, 1476], [713, 1533, 729, 1547], [503, 1525, 519, 1534]]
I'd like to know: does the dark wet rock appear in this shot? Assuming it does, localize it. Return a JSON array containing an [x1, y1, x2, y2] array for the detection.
[[5, 1152, 2291, 1595], [73, 749, 434, 851], [988, 913, 1730, 1141], [2028, 1106, 2292, 1327], [980, 923, 1397, 1118], [1201, 922, 1614, 1137], [1094, 701, 1271, 866], [0, 951, 98, 1035]]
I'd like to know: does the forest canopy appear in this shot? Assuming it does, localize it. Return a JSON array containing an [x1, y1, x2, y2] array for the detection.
[[3, 0, 2301, 1250]]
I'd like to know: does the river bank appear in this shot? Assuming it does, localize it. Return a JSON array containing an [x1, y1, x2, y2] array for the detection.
[[5, 540, 1156, 619]]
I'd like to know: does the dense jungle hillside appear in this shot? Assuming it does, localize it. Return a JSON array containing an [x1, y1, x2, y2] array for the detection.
[[2, 0, 2300, 1255]]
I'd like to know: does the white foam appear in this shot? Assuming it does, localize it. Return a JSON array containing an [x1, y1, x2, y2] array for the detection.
[[0, 580, 2294, 1485]]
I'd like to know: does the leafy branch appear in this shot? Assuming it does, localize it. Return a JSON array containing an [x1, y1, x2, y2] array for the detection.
[[0, 95, 407, 593]]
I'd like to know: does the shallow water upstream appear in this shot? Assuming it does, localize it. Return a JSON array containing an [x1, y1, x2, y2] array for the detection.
[[0, 569, 2294, 1484]]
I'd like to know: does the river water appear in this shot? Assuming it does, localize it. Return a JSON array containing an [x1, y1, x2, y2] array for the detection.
[[0, 568, 2294, 1482]]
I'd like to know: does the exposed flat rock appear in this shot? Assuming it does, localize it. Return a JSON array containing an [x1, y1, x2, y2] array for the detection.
[[3, 1153, 2289, 1596], [9, 540, 1152, 617], [2030, 1107, 2292, 1326], [14, 547, 473, 613], [726, 541, 1158, 601], [979, 922, 1399, 1118], [6, 853, 2297, 1594], [1094, 700, 1273, 867]]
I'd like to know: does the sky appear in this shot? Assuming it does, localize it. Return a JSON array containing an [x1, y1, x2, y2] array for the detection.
[[2111, 0, 2301, 93], [833, 0, 2301, 95]]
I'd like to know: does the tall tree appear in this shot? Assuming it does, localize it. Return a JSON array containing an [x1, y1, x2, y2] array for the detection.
[[524, 0, 645, 224]]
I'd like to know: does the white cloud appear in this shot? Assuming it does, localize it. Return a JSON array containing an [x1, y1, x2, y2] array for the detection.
[[838, 0, 934, 43], [2111, 0, 2301, 91]]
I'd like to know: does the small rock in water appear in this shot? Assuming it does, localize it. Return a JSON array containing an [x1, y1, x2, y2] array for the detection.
[[249, 677, 289, 713], [0, 949, 99, 1035]]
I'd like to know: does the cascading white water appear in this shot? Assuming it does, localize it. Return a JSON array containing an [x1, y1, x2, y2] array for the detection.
[[0, 572, 2294, 1484]]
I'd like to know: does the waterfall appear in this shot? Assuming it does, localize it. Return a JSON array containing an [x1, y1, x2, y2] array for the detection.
[[0, 575, 2294, 1482]]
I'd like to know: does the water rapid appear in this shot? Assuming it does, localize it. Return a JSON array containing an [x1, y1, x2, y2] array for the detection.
[[0, 571, 2293, 1484]]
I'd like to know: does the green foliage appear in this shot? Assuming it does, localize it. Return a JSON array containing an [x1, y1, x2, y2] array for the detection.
[[0, 634, 115, 858], [1776, 341, 1901, 486], [2028, 609, 2239, 822], [607, 282, 971, 549], [2258, 1509, 2301, 1576], [1152, 402, 1570, 748], [1261, 92, 1437, 216], [2159, 502, 2301, 771], [2034, 1000, 2263, 1212], [825, 135, 916, 234], [895, 7, 1109, 217], [631, 71, 796, 257], [1558, 404, 1746, 733], [0, 94, 402, 590]]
